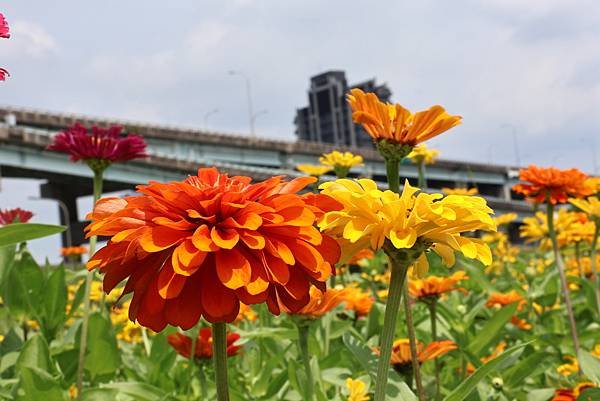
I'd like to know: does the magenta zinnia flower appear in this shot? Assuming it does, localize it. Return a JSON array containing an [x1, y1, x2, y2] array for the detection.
[[0, 68, 8, 81], [47, 123, 148, 170], [0, 13, 9, 39], [0, 208, 33, 225]]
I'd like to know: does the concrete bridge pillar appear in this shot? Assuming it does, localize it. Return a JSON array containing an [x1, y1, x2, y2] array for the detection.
[[39, 182, 88, 247]]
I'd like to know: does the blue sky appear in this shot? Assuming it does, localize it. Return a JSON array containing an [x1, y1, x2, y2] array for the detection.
[[1, 0, 600, 260]]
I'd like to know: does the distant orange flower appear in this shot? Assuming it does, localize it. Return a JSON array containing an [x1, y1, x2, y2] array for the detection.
[[512, 165, 591, 204], [486, 291, 526, 311], [86, 167, 341, 331], [60, 246, 88, 257], [551, 383, 597, 401], [510, 316, 532, 330], [349, 248, 375, 265], [283, 287, 348, 318], [408, 271, 467, 300], [467, 341, 506, 374], [235, 303, 257, 323], [342, 287, 374, 317], [347, 89, 462, 146], [388, 339, 457, 368], [167, 327, 242, 359]]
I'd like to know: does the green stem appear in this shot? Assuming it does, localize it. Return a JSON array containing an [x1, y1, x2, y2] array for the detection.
[[198, 364, 208, 399], [575, 242, 582, 278], [546, 202, 581, 361], [373, 251, 410, 401], [417, 162, 426, 189], [297, 323, 315, 401], [76, 168, 104, 401], [212, 322, 230, 401], [403, 286, 425, 401], [590, 220, 600, 317], [386, 159, 400, 193], [429, 300, 441, 401]]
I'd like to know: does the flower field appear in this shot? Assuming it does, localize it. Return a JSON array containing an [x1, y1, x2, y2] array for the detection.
[[1, 11, 600, 401]]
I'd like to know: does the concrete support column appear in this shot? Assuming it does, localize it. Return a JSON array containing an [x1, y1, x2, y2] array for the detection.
[[40, 182, 88, 247]]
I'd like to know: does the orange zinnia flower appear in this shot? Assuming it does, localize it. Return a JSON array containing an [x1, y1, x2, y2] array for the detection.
[[86, 167, 341, 331], [486, 291, 526, 311], [60, 246, 88, 257], [552, 383, 597, 401], [167, 327, 242, 359], [348, 248, 375, 265], [388, 339, 457, 368], [342, 287, 374, 317], [408, 271, 467, 300], [512, 165, 592, 204], [283, 286, 348, 318], [347, 88, 462, 146]]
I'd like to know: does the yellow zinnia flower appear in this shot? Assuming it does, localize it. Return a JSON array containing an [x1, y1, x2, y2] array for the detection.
[[111, 300, 143, 343], [318, 178, 496, 276], [296, 164, 332, 177], [346, 378, 370, 401], [494, 213, 518, 226], [557, 356, 579, 376], [347, 89, 462, 146], [319, 151, 363, 178], [570, 196, 600, 218], [407, 144, 440, 165], [442, 187, 479, 196]]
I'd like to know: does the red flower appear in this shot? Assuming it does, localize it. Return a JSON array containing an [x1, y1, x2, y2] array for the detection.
[[47, 123, 148, 167], [86, 167, 341, 331], [167, 328, 242, 359], [0, 68, 9, 81], [0, 208, 33, 225], [512, 165, 591, 204], [0, 13, 9, 39]]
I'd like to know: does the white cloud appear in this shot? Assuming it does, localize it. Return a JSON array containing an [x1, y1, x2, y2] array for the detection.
[[4, 20, 56, 57]]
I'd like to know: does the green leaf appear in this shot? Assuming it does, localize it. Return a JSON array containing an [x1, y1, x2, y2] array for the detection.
[[101, 382, 168, 401], [83, 312, 120, 381], [0, 244, 16, 289], [16, 366, 67, 401], [504, 350, 548, 388], [66, 278, 87, 320], [444, 342, 528, 401], [577, 388, 600, 401], [467, 302, 519, 356], [0, 223, 66, 247], [578, 350, 600, 384], [15, 334, 57, 376], [3, 251, 44, 320], [527, 389, 557, 401], [41, 266, 68, 340], [80, 388, 119, 401]]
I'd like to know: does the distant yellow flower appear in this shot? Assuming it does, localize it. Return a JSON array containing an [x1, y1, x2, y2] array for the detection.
[[89, 280, 119, 303], [584, 177, 600, 194], [407, 144, 439, 165], [520, 209, 588, 248], [570, 196, 600, 219], [296, 164, 332, 177], [0, 335, 4, 342], [346, 378, 370, 401], [442, 187, 479, 196], [557, 356, 579, 376], [111, 300, 142, 343], [592, 344, 600, 358], [319, 178, 495, 276], [494, 213, 518, 226], [347, 88, 462, 146], [320, 151, 363, 178]]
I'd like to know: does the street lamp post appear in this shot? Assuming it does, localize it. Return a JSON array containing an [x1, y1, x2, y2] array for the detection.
[[251, 109, 268, 133], [28, 196, 72, 248], [204, 108, 219, 131], [228, 70, 255, 137]]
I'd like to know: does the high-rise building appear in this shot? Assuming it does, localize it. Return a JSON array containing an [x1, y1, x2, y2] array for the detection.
[[294, 70, 391, 147]]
